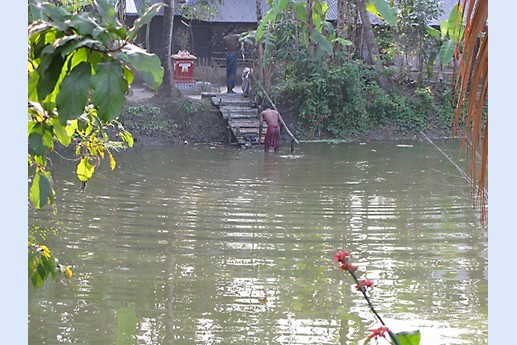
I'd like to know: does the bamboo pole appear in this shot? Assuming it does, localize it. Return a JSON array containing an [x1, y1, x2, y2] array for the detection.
[[250, 73, 299, 144]]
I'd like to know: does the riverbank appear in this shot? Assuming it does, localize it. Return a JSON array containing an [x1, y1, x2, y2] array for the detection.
[[120, 83, 451, 147]]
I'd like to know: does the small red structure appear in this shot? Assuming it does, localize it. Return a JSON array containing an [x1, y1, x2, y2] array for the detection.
[[171, 50, 197, 83]]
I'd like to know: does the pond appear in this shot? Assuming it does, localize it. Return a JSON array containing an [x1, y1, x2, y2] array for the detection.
[[29, 140, 487, 345]]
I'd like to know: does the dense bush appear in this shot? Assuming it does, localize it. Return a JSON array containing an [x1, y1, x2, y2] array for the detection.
[[273, 59, 454, 137]]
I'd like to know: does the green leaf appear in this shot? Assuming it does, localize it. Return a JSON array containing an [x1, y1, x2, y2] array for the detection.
[[369, 0, 398, 28], [76, 157, 95, 182], [293, 3, 306, 21], [425, 25, 440, 38], [70, 12, 102, 36], [256, 10, 275, 42], [36, 53, 65, 101], [439, 40, 455, 66], [447, 4, 465, 42], [41, 255, 57, 279], [28, 70, 40, 102], [29, 169, 55, 209], [60, 38, 99, 57], [333, 38, 353, 46], [28, 252, 39, 277], [50, 117, 72, 147], [30, 2, 70, 23], [275, 0, 289, 12], [440, 20, 448, 39], [123, 65, 134, 86], [118, 45, 163, 91], [56, 62, 92, 124], [91, 61, 128, 121], [127, 3, 165, 41], [395, 330, 421, 345], [310, 30, 333, 56], [31, 265, 45, 288], [94, 0, 121, 29], [28, 132, 47, 156]]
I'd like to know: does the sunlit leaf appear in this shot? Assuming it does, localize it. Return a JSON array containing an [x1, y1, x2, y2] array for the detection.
[[425, 25, 440, 38], [56, 62, 92, 124], [369, 0, 397, 28], [447, 4, 465, 42], [395, 330, 421, 345], [76, 157, 95, 182], [108, 150, 116, 170], [91, 61, 128, 121], [51, 117, 72, 146], [119, 131, 134, 148], [440, 20, 448, 39]]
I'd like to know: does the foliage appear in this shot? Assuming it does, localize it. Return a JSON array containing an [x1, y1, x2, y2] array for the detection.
[[178, 0, 223, 22], [28, 0, 163, 210], [28, 0, 164, 287], [334, 250, 421, 345], [28, 242, 73, 288], [274, 59, 451, 137], [425, 4, 466, 67], [242, 0, 352, 68], [123, 105, 176, 135]]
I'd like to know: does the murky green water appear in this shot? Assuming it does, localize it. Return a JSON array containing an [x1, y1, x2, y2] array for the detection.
[[28, 140, 487, 344]]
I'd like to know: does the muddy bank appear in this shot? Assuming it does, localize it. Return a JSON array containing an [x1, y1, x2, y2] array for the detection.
[[120, 85, 449, 147]]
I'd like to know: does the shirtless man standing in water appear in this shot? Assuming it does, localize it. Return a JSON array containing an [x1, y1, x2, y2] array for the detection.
[[258, 103, 283, 152]]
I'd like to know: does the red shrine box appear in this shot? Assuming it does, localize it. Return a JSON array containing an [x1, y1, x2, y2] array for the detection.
[[171, 51, 197, 83]]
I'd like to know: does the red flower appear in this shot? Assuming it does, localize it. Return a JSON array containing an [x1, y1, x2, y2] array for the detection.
[[334, 251, 351, 262], [339, 261, 358, 272], [355, 279, 375, 291], [368, 325, 389, 340]]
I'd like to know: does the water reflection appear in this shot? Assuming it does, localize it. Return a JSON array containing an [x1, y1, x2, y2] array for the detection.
[[29, 141, 487, 344]]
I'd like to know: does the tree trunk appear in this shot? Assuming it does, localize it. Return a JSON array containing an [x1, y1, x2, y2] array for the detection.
[[145, 23, 151, 52], [334, 0, 348, 63], [306, 0, 315, 57], [159, 0, 178, 97], [356, 0, 389, 90], [253, 0, 263, 99], [117, 0, 126, 26]]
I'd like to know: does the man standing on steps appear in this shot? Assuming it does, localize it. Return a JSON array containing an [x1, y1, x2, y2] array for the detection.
[[223, 25, 240, 94], [258, 101, 283, 153]]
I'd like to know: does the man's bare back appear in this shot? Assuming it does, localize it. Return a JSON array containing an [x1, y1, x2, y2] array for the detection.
[[260, 108, 281, 127], [258, 108, 283, 151]]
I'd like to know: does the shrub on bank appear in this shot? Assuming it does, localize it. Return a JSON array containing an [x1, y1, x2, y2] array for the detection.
[[272, 60, 454, 138]]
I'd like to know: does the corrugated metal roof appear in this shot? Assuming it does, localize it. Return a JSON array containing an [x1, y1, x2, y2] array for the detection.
[[126, 0, 459, 26]]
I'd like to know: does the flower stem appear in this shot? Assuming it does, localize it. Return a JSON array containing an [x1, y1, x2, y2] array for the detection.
[[348, 270, 401, 345]]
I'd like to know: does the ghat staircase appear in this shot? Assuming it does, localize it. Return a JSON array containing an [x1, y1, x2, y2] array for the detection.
[[206, 92, 265, 147]]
